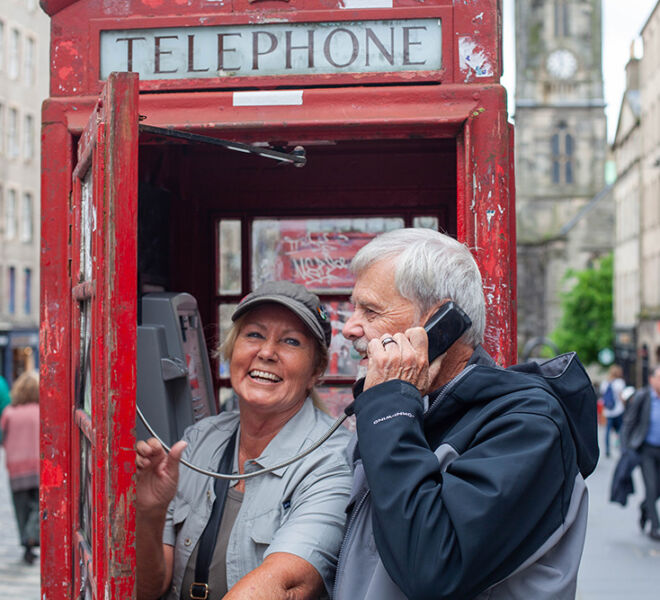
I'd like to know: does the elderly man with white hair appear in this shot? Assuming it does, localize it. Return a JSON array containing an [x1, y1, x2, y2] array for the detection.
[[333, 228, 599, 600]]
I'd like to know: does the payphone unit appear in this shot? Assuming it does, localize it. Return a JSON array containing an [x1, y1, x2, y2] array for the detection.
[[137, 292, 216, 446]]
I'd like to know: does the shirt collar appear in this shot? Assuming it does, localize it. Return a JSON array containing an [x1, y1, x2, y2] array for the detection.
[[240, 399, 319, 477]]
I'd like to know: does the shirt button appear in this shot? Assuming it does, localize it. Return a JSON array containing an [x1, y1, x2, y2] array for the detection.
[[184, 538, 192, 546]]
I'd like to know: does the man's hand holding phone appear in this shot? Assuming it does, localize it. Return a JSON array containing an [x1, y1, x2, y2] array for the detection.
[[362, 302, 472, 395], [363, 328, 441, 394]]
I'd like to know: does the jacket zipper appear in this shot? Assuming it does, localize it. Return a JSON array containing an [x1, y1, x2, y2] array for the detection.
[[425, 364, 477, 416], [333, 487, 371, 598]]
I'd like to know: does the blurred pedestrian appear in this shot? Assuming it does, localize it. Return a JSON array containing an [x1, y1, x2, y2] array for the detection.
[[622, 365, 660, 541], [622, 385, 636, 408], [0, 374, 10, 444], [600, 364, 626, 457], [0, 370, 40, 563]]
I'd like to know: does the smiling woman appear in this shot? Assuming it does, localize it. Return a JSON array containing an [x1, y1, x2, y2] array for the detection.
[[228, 305, 323, 421], [135, 281, 351, 600]]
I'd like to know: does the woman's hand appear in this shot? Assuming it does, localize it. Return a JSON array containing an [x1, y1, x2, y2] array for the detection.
[[136, 438, 187, 515]]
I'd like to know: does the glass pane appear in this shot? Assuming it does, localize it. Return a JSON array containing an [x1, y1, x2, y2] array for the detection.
[[78, 306, 92, 414], [78, 539, 94, 600], [219, 386, 238, 411], [565, 133, 574, 156], [552, 161, 560, 184], [251, 217, 403, 292], [551, 134, 559, 156], [324, 301, 361, 378], [79, 433, 92, 544], [413, 216, 439, 230], [316, 386, 356, 431], [80, 171, 93, 282], [218, 220, 242, 294], [83, 348, 92, 414], [566, 161, 573, 184], [217, 303, 238, 378]]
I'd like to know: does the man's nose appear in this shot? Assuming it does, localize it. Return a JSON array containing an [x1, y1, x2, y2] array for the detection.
[[342, 311, 363, 341]]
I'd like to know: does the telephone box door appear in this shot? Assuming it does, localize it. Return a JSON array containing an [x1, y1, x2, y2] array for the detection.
[[64, 71, 138, 600]]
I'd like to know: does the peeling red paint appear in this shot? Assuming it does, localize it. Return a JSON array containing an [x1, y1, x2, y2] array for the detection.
[[41, 460, 65, 487], [58, 66, 73, 80]]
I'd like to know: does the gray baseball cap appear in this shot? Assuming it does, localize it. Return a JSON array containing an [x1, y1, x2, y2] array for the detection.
[[231, 281, 332, 348]]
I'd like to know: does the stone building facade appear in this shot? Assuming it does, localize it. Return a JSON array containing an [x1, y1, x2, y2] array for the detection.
[[638, 2, 660, 377], [611, 53, 642, 383], [0, 0, 49, 381], [514, 0, 610, 353]]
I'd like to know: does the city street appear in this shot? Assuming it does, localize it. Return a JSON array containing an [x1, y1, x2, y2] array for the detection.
[[0, 448, 40, 599], [577, 436, 660, 599], [2, 430, 660, 598]]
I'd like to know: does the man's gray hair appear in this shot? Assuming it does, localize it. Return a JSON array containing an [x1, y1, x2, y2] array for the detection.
[[351, 228, 486, 347]]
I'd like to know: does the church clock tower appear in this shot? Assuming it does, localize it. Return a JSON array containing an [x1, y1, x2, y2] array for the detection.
[[515, 0, 609, 349]]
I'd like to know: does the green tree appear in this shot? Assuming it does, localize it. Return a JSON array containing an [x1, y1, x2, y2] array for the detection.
[[550, 253, 613, 364]]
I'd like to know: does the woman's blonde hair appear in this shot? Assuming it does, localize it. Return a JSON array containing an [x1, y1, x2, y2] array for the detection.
[[10, 369, 39, 406], [218, 310, 329, 410]]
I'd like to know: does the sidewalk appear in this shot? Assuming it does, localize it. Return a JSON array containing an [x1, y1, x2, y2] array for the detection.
[[0, 447, 40, 599], [576, 431, 660, 599]]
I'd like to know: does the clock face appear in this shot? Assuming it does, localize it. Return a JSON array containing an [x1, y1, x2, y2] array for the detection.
[[546, 49, 578, 80]]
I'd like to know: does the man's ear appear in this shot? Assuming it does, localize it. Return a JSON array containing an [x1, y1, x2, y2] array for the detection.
[[419, 298, 451, 327]]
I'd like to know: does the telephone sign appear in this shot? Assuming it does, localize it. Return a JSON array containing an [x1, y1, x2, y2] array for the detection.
[[100, 19, 443, 80]]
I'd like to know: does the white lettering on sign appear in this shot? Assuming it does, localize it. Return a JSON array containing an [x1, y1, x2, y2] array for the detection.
[[99, 19, 442, 80]]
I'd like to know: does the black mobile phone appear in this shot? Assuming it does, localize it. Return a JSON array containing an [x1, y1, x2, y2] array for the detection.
[[425, 302, 472, 363]]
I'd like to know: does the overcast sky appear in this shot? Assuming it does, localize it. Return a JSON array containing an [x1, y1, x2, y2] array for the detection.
[[501, 0, 658, 142]]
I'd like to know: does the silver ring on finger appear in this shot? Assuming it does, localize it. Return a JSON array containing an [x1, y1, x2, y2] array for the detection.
[[381, 336, 397, 348]]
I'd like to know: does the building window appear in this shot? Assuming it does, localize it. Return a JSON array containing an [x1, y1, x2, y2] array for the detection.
[[24, 37, 35, 85], [24, 268, 31, 315], [0, 103, 4, 154], [551, 123, 574, 185], [8, 267, 15, 315], [9, 28, 20, 80], [8, 108, 19, 159], [0, 21, 5, 71], [6, 189, 17, 239], [20, 192, 33, 242], [554, 0, 570, 38], [23, 114, 34, 161]]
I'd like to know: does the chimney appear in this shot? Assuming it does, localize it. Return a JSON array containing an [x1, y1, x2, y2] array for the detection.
[[625, 42, 640, 91]]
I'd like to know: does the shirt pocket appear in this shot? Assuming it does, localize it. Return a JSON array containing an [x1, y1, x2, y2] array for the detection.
[[171, 499, 192, 535], [248, 508, 280, 549]]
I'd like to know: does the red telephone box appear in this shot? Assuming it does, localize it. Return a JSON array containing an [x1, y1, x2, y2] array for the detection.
[[40, 0, 515, 597]]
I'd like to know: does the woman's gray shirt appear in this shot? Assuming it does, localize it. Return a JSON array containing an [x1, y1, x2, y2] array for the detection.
[[163, 400, 352, 598]]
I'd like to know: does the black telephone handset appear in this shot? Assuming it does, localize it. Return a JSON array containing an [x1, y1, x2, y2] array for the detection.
[[424, 301, 472, 363], [345, 302, 472, 415]]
